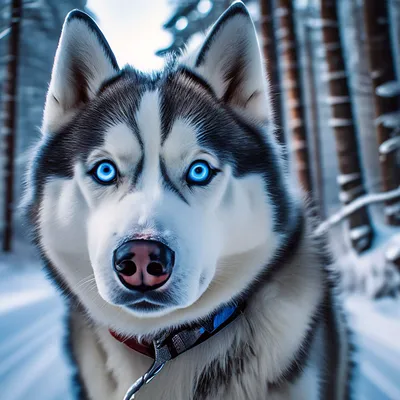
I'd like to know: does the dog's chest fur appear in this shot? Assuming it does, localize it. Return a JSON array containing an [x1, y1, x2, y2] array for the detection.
[[69, 228, 345, 400]]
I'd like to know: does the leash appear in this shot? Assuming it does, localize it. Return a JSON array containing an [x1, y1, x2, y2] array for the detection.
[[114, 303, 245, 399]]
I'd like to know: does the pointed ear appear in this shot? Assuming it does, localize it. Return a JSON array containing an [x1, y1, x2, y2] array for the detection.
[[188, 2, 270, 122], [43, 10, 119, 133]]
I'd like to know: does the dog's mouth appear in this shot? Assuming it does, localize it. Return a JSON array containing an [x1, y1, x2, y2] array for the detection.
[[109, 284, 181, 313], [126, 300, 169, 313]]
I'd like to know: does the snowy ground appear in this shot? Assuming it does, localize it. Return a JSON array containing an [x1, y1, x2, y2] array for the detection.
[[1, 253, 400, 400]]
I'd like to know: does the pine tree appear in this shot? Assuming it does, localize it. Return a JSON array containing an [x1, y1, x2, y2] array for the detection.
[[275, 0, 313, 194], [320, 0, 373, 252], [304, 21, 324, 218], [2, 0, 21, 251], [364, 0, 400, 225], [157, 0, 232, 56], [259, 0, 284, 146]]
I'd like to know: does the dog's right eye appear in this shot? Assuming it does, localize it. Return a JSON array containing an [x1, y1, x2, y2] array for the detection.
[[90, 161, 118, 185], [186, 160, 216, 186]]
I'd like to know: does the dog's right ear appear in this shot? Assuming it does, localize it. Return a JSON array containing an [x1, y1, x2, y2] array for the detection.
[[42, 10, 119, 133]]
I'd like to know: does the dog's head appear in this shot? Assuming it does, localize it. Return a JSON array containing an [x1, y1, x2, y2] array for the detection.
[[25, 3, 294, 336]]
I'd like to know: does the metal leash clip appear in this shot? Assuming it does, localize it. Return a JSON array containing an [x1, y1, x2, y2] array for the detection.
[[123, 337, 171, 400]]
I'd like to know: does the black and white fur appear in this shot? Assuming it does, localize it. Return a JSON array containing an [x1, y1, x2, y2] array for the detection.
[[23, 3, 352, 399]]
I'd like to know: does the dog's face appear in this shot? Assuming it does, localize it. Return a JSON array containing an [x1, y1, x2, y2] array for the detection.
[[25, 3, 292, 336]]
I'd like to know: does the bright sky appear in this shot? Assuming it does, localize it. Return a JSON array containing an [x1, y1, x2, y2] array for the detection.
[[86, 0, 172, 71]]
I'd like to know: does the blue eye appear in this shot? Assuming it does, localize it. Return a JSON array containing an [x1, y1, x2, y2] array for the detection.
[[186, 160, 214, 185], [92, 161, 117, 184]]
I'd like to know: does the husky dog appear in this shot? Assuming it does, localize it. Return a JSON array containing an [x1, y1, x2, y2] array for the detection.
[[23, 2, 352, 399]]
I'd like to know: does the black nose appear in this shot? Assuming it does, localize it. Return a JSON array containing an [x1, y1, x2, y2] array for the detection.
[[113, 240, 175, 292]]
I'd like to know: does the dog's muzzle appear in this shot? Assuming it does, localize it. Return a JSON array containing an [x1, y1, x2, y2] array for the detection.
[[113, 240, 175, 292]]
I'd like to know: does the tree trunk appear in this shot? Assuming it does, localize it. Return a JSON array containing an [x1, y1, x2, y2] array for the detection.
[[304, 23, 325, 219], [320, 0, 373, 253], [2, 0, 21, 252], [276, 0, 313, 195], [259, 0, 285, 146], [364, 0, 400, 226]]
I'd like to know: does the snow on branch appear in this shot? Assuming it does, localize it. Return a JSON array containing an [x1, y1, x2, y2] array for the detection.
[[315, 187, 400, 236], [376, 81, 400, 97], [337, 173, 360, 186], [376, 111, 400, 128], [379, 137, 400, 154], [385, 203, 400, 216], [386, 244, 400, 262], [329, 118, 353, 127], [326, 96, 351, 105], [0, 27, 10, 41], [350, 225, 371, 240], [322, 71, 347, 82]]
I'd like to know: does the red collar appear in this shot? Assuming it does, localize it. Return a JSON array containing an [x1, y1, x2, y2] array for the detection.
[[109, 330, 155, 358]]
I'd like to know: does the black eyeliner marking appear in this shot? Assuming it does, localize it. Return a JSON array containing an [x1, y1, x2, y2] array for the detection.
[[160, 158, 188, 205], [132, 155, 144, 187]]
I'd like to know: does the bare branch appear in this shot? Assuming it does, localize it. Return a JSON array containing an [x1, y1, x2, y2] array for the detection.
[[316, 187, 400, 236]]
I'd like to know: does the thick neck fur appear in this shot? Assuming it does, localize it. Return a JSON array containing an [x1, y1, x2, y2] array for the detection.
[[69, 212, 327, 400]]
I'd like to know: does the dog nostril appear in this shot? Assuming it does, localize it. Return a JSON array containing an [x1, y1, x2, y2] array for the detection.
[[147, 262, 165, 277], [116, 260, 137, 276]]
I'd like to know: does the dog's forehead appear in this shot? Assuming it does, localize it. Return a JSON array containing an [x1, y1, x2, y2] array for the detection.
[[88, 68, 222, 160]]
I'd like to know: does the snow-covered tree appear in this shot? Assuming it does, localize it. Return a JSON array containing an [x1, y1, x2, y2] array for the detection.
[[320, 0, 374, 253], [0, 0, 87, 248], [260, 0, 285, 146], [1, 0, 21, 251], [364, 0, 400, 226], [276, 0, 314, 195]]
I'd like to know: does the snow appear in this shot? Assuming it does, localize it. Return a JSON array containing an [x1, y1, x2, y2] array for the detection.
[[337, 172, 360, 186], [376, 81, 400, 98], [376, 111, 400, 129], [326, 96, 351, 105], [385, 244, 400, 262], [329, 118, 354, 127], [316, 187, 400, 236], [0, 27, 11, 40], [384, 202, 400, 217], [0, 253, 75, 400], [346, 296, 400, 399], [379, 137, 400, 154], [322, 70, 347, 81], [350, 225, 372, 241]]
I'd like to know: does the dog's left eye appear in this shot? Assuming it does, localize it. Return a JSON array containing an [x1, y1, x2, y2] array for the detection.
[[91, 161, 118, 184], [186, 160, 215, 185]]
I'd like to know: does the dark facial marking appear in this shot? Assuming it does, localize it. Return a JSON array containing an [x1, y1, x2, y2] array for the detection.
[[160, 68, 216, 145], [132, 155, 144, 187], [159, 158, 188, 205]]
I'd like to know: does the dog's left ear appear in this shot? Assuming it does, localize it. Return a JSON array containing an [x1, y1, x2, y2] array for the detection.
[[43, 10, 119, 133], [189, 2, 270, 122]]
